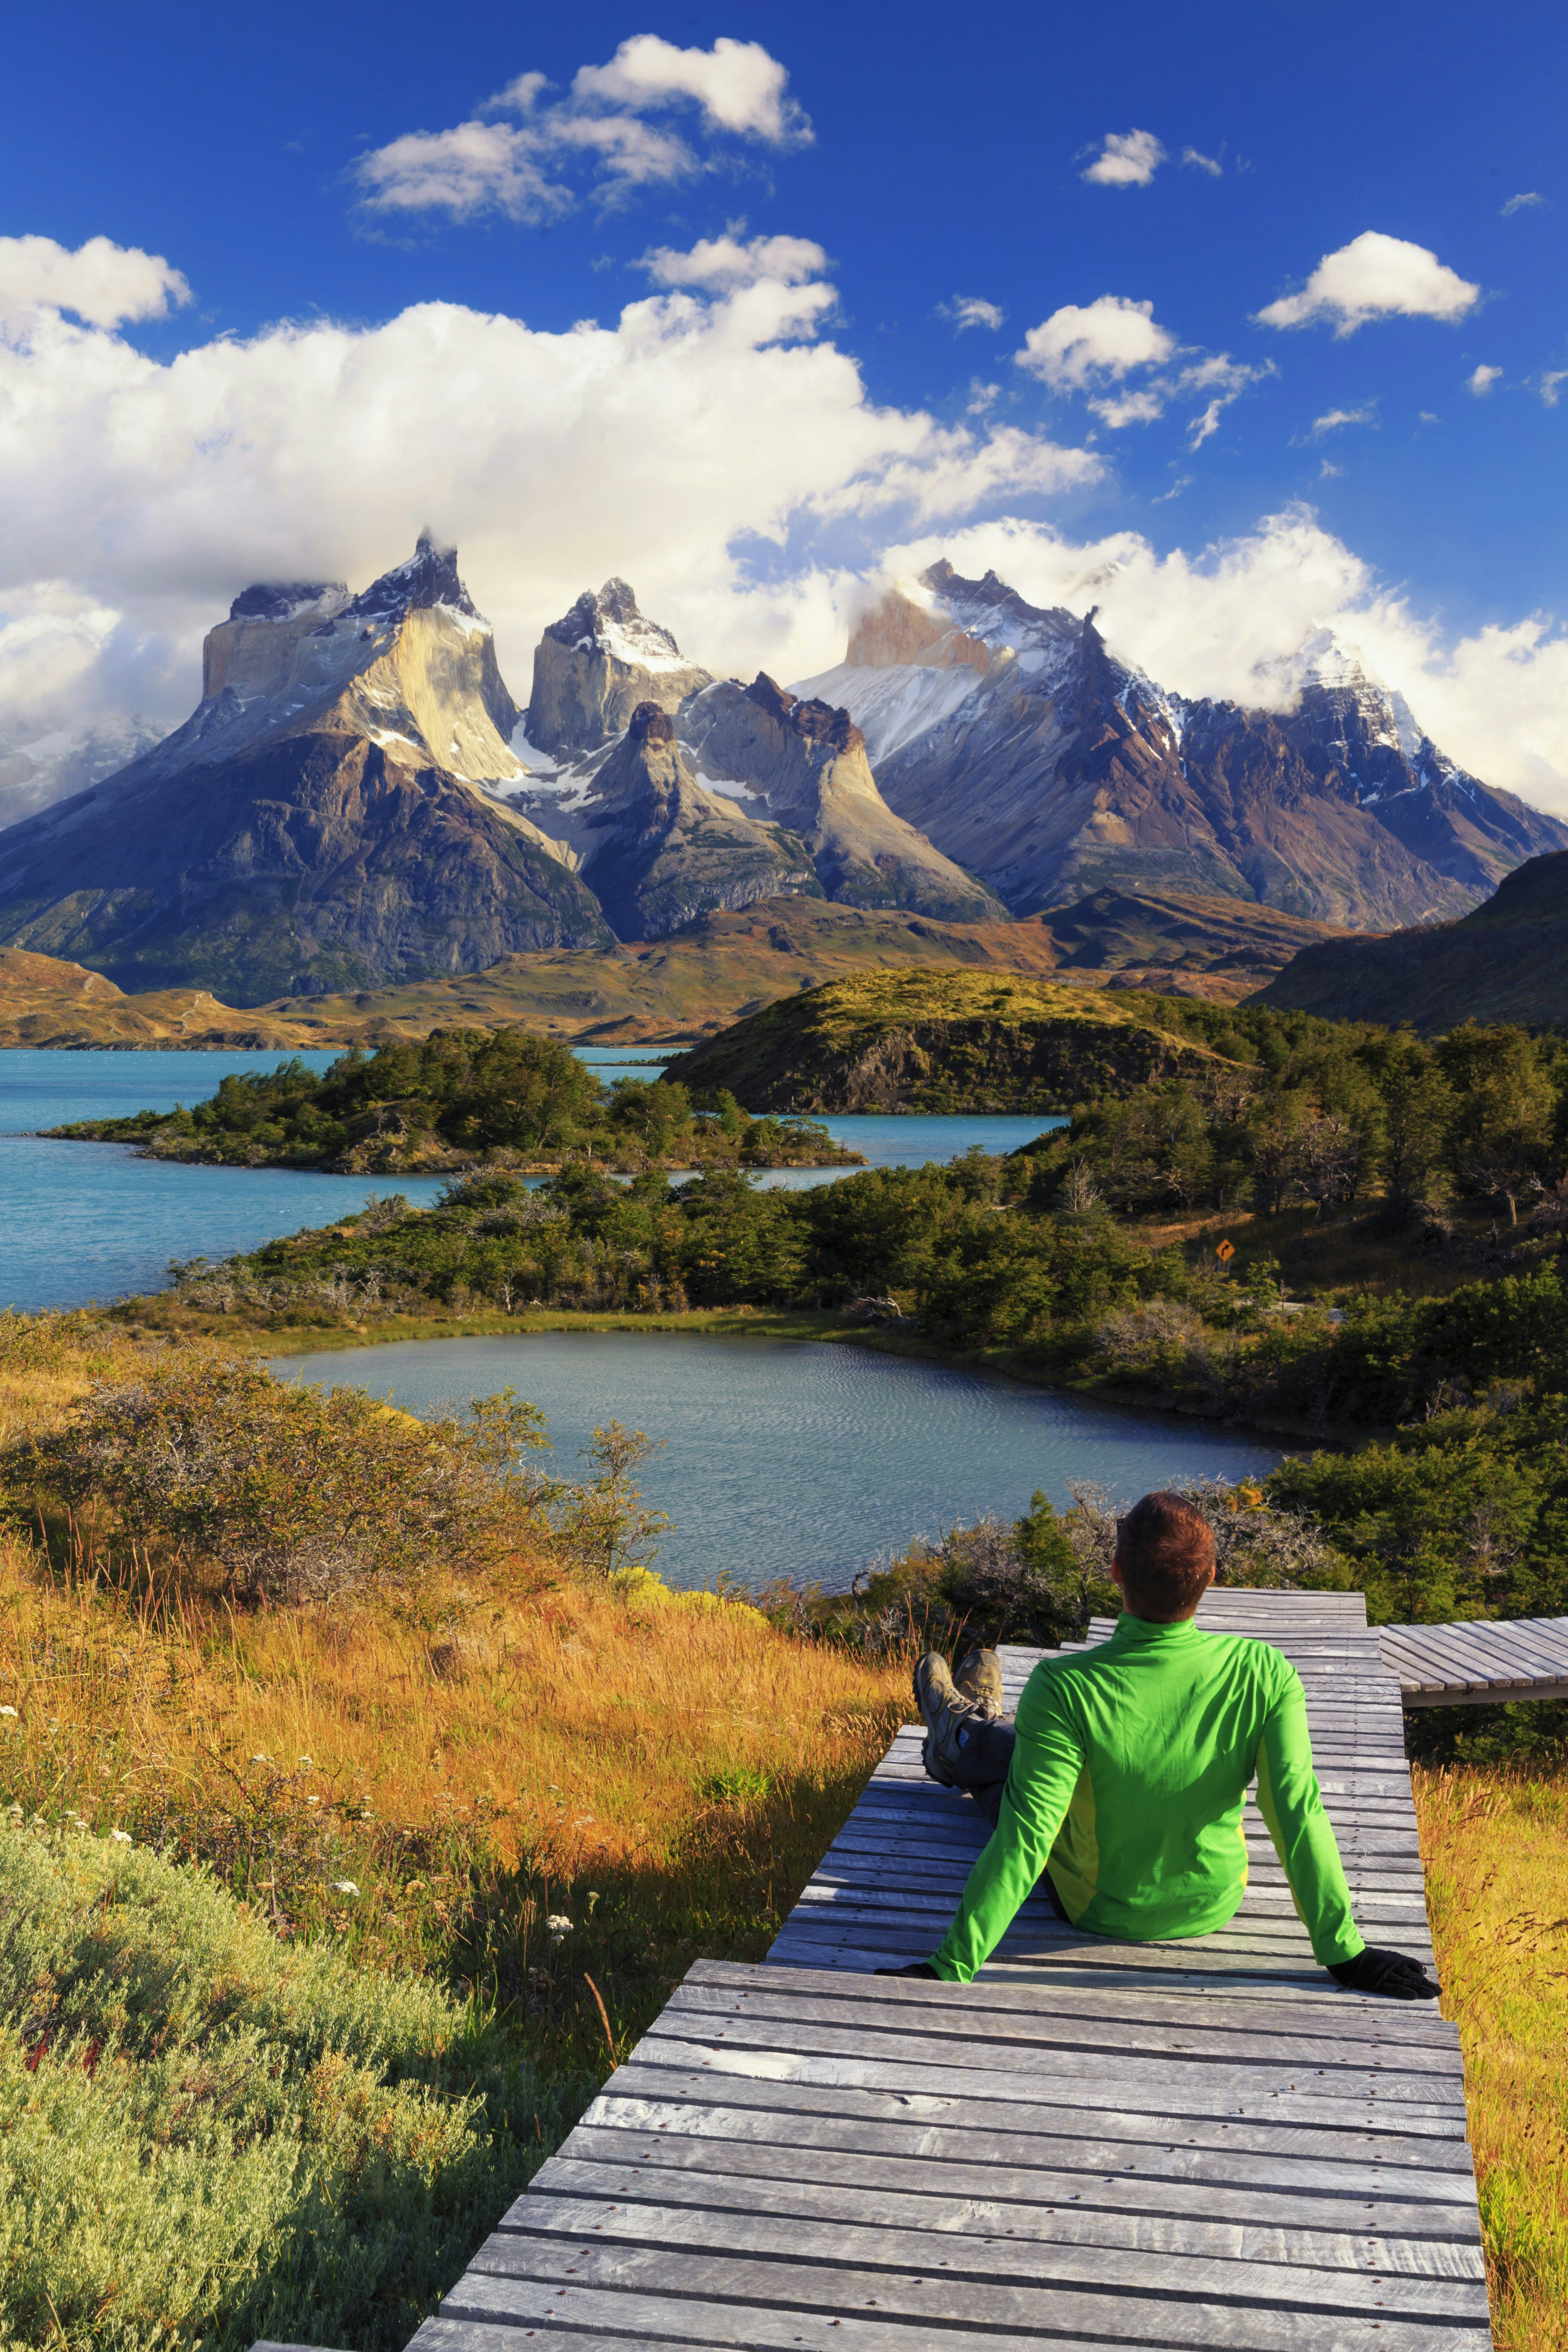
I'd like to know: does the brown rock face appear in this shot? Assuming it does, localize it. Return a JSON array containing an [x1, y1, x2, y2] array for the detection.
[[570, 710, 822, 941], [679, 672, 1001, 922], [845, 586, 997, 675], [525, 579, 712, 758]]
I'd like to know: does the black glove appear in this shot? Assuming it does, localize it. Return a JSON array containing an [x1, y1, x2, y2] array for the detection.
[[874, 1960, 941, 1979], [1328, 1945, 1440, 2000]]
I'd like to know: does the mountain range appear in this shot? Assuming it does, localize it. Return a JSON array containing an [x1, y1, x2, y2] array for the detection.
[[796, 564, 1567, 930], [0, 544, 1561, 1007]]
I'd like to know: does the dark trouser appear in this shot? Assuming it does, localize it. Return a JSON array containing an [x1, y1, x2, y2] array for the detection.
[[940, 1715, 1071, 1923]]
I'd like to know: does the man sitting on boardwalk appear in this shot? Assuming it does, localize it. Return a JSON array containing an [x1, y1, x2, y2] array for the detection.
[[891, 1489, 1439, 2000]]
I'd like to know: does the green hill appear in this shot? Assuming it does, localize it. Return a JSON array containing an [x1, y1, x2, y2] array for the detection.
[[661, 970, 1229, 1114], [1256, 851, 1568, 1032]]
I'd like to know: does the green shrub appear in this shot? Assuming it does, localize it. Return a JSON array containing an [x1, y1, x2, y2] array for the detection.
[[0, 1823, 580, 2351], [10, 1359, 553, 1602]]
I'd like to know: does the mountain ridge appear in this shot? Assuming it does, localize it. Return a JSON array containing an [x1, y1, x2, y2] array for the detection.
[[0, 535, 611, 999], [1254, 848, 1568, 1030], [794, 564, 1568, 928]]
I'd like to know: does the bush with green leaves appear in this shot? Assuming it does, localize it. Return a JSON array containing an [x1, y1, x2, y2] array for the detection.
[[0, 1822, 581, 2352], [10, 1358, 554, 1601]]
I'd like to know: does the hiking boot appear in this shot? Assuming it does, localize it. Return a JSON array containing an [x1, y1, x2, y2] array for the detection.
[[913, 1651, 980, 1787], [954, 1645, 1004, 1720]]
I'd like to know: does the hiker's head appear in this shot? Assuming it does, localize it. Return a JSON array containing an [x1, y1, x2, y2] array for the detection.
[[1112, 1491, 1216, 1622]]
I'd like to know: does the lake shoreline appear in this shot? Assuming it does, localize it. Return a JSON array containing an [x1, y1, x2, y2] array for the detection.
[[237, 1300, 1338, 1450]]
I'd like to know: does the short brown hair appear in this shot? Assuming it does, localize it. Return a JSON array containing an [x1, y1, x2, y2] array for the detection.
[[1116, 1491, 1215, 1620]]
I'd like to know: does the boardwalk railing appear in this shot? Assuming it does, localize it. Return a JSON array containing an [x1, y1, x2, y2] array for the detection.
[[408, 1586, 1564, 2349]]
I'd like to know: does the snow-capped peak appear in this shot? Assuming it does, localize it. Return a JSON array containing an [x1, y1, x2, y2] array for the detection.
[[545, 577, 694, 677], [347, 533, 482, 627]]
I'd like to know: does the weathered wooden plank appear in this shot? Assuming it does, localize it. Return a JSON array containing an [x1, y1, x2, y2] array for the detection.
[[662, 1984, 1464, 2079], [638, 2012, 1460, 2107], [690, 1960, 1460, 2050], [631, 2035, 1469, 2139], [471, 2202, 1493, 2324], [588, 2065, 1482, 2179], [564, 2111, 1481, 2235], [530, 2149, 1486, 2279], [423, 2283, 1214, 2352]]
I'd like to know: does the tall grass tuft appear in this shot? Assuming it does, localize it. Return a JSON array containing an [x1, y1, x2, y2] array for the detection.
[[1415, 1766, 1568, 2352]]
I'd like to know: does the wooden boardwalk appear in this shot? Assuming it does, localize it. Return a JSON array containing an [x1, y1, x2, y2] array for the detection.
[[414, 1587, 1509, 2350], [1380, 1615, 1568, 1706]]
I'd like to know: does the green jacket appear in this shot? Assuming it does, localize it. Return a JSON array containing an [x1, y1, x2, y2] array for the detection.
[[931, 1613, 1365, 1982]]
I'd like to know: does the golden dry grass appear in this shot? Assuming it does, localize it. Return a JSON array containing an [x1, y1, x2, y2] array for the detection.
[[1415, 1766, 1568, 2352], [0, 1528, 909, 2070]]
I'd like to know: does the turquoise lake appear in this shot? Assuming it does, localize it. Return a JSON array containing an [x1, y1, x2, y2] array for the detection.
[[5, 1045, 1281, 1592], [0, 1047, 1060, 1312], [273, 1330, 1281, 1596]]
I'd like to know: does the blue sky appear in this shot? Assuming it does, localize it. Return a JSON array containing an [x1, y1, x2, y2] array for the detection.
[[4, 0, 1568, 803]]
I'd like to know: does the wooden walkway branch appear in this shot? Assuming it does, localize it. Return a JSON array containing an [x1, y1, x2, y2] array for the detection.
[[1378, 1615, 1568, 1706]]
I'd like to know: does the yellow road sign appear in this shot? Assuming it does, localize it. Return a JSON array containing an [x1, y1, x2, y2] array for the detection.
[[1216, 1240, 1236, 1263]]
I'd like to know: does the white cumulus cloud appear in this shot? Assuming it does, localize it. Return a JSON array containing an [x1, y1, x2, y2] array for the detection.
[[1016, 295, 1176, 390], [1467, 364, 1503, 395], [940, 296, 1006, 333], [1181, 147, 1223, 177], [0, 234, 190, 329], [355, 36, 805, 222], [1080, 129, 1165, 187], [0, 246, 1095, 738], [1022, 309, 1268, 445], [1255, 231, 1480, 337], [1309, 404, 1378, 437], [1501, 192, 1546, 218], [1089, 388, 1166, 428], [641, 233, 827, 291], [570, 34, 808, 142]]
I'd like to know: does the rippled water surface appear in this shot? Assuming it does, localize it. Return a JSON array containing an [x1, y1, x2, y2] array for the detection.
[[1, 1047, 1063, 1311], [273, 1331, 1281, 1595]]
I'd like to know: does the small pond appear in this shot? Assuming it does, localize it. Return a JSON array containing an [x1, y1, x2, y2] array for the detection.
[[272, 1330, 1281, 1596]]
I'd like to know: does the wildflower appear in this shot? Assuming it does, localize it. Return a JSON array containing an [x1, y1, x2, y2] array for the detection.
[[332, 1880, 360, 1897], [249, 1754, 269, 1764], [547, 1913, 573, 1942], [297, 1755, 313, 1767], [305, 1795, 320, 1806], [110, 1829, 132, 1844], [0, 1706, 17, 1719]]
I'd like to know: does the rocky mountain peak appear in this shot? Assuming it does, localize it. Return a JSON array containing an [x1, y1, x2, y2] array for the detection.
[[228, 581, 349, 624], [793, 554, 1568, 926], [347, 532, 479, 627], [628, 701, 677, 744], [543, 577, 686, 665], [526, 581, 713, 760]]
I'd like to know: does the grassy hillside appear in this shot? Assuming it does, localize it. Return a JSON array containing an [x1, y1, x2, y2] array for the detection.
[[661, 968, 1232, 1113], [0, 1309, 907, 2349], [0, 890, 1341, 1050], [1257, 851, 1568, 1032]]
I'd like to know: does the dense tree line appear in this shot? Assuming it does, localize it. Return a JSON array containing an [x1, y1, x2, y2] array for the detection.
[[1027, 1020, 1568, 1226], [50, 1029, 857, 1174]]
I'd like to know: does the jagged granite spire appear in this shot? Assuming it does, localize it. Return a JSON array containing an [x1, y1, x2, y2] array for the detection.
[[348, 531, 479, 625]]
